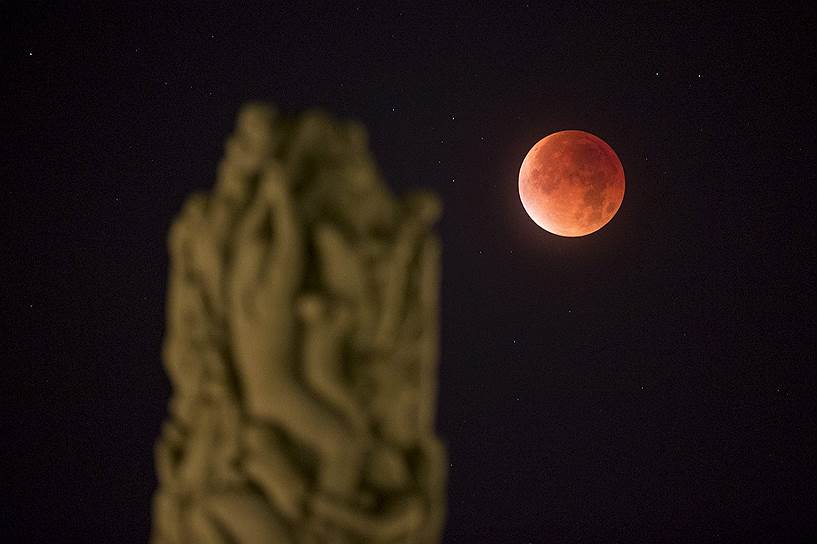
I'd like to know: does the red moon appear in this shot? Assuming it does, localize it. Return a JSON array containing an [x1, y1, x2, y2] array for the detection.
[[518, 130, 625, 237]]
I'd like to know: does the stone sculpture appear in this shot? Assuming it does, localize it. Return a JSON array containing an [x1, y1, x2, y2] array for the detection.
[[152, 103, 446, 543]]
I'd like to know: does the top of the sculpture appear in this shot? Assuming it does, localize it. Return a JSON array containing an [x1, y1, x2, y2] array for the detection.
[[154, 103, 446, 544]]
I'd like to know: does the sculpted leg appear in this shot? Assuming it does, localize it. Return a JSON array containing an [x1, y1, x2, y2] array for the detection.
[[151, 490, 182, 544], [272, 384, 364, 498], [241, 423, 308, 520], [175, 403, 215, 493], [203, 490, 293, 544], [186, 502, 229, 544], [298, 293, 369, 436], [416, 436, 448, 543], [416, 234, 442, 434], [313, 224, 378, 348], [309, 493, 425, 542], [228, 167, 301, 420], [375, 192, 442, 350]]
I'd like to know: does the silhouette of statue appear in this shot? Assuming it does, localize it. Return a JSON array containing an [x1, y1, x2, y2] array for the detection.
[[152, 103, 446, 543]]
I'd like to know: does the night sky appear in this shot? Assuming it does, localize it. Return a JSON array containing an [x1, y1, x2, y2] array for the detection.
[[3, 3, 817, 542]]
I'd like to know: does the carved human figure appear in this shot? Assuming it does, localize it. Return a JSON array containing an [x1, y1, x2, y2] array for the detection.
[[152, 103, 446, 544]]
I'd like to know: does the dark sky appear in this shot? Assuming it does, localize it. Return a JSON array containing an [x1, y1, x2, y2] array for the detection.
[[3, 3, 816, 542]]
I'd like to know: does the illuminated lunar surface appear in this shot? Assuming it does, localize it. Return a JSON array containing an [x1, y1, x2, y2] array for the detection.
[[518, 130, 625, 237]]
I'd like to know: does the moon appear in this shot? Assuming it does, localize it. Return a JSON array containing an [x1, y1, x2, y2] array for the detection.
[[518, 130, 625, 237]]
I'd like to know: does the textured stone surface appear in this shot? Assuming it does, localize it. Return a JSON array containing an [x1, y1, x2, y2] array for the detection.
[[152, 103, 446, 543]]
